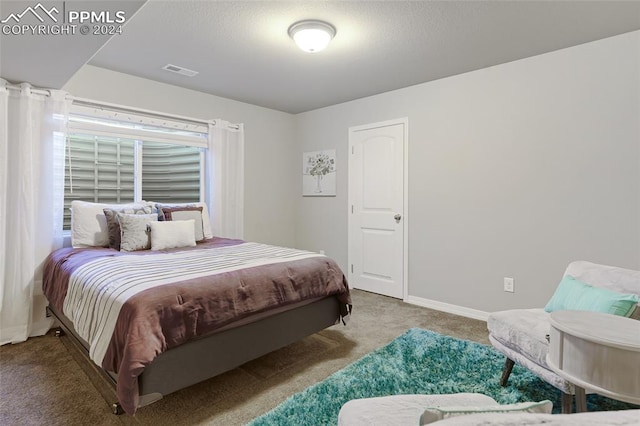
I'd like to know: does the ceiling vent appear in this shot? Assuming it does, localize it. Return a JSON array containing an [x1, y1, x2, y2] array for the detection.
[[162, 64, 198, 77]]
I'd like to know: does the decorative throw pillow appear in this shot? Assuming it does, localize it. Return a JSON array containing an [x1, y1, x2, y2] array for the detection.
[[70, 200, 152, 248], [149, 220, 197, 251], [545, 275, 639, 317], [104, 206, 153, 250], [117, 213, 157, 252], [420, 400, 553, 424], [155, 202, 213, 239], [160, 206, 205, 242]]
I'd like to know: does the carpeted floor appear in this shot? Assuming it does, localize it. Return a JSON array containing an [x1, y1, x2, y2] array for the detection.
[[0, 289, 489, 425], [250, 328, 639, 426]]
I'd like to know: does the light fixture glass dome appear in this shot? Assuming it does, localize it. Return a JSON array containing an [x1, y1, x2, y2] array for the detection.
[[288, 20, 336, 53]]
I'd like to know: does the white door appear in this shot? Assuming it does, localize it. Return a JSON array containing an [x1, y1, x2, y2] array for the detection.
[[348, 119, 407, 299]]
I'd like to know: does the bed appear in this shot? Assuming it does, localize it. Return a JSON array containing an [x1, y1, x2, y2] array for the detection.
[[43, 236, 351, 415]]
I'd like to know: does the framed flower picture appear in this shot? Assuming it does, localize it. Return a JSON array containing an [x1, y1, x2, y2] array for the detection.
[[303, 149, 336, 196]]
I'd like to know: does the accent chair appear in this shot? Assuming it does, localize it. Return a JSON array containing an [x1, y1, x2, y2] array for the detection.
[[486, 260, 640, 413]]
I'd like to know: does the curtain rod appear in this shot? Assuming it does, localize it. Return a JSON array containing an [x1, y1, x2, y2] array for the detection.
[[3, 83, 240, 130], [72, 98, 241, 130], [3, 82, 52, 97], [71, 97, 214, 127]]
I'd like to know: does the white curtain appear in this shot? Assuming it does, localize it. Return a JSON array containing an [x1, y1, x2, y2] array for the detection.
[[0, 81, 70, 345], [206, 120, 244, 239]]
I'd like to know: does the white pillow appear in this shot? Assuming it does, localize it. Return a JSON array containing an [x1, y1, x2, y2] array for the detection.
[[71, 200, 153, 248], [420, 400, 553, 424], [149, 220, 197, 251], [154, 202, 213, 239]]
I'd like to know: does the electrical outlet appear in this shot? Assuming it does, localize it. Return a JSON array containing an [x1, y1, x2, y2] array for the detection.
[[504, 277, 515, 293]]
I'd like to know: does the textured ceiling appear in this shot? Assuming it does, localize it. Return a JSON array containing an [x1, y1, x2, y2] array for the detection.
[[2, 1, 640, 113]]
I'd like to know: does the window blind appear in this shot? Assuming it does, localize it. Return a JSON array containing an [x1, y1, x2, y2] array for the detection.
[[142, 142, 202, 203], [64, 134, 135, 228]]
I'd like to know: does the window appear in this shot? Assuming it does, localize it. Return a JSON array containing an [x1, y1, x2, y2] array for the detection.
[[63, 104, 208, 229]]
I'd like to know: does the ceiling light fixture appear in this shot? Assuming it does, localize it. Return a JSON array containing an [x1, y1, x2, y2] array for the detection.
[[288, 20, 336, 53]]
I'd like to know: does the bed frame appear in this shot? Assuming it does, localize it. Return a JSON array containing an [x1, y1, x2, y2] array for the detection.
[[48, 296, 341, 414]]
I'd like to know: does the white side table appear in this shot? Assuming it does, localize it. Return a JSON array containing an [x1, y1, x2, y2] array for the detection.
[[547, 310, 640, 412]]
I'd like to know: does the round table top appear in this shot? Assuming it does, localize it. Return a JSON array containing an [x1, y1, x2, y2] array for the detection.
[[549, 310, 640, 350]]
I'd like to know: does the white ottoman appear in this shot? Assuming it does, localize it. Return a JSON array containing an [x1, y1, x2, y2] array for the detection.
[[338, 393, 499, 426]]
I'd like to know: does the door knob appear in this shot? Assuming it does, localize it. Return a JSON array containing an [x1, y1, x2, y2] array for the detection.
[[394, 214, 402, 222]]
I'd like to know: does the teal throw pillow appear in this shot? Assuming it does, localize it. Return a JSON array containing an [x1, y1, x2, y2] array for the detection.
[[544, 275, 638, 317]]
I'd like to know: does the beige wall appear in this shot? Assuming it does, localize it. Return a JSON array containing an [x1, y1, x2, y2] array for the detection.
[[64, 65, 297, 247], [294, 31, 640, 312]]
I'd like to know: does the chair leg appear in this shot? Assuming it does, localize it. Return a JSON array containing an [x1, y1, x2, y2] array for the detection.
[[500, 357, 515, 387], [561, 392, 573, 414]]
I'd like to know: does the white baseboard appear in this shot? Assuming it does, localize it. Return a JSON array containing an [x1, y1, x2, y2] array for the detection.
[[404, 295, 489, 322]]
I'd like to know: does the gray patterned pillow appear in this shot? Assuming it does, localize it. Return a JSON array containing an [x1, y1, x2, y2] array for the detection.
[[117, 213, 157, 252], [104, 206, 153, 250]]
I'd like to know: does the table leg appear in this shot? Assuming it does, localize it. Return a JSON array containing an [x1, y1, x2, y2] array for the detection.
[[575, 386, 587, 412]]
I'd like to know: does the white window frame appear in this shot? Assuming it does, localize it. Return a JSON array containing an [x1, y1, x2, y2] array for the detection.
[[63, 102, 210, 230]]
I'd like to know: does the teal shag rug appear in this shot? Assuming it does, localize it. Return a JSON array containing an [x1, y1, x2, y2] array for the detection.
[[249, 328, 638, 425]]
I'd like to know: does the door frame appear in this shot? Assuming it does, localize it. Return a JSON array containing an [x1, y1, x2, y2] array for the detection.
[[348, 117, 409, 300]]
